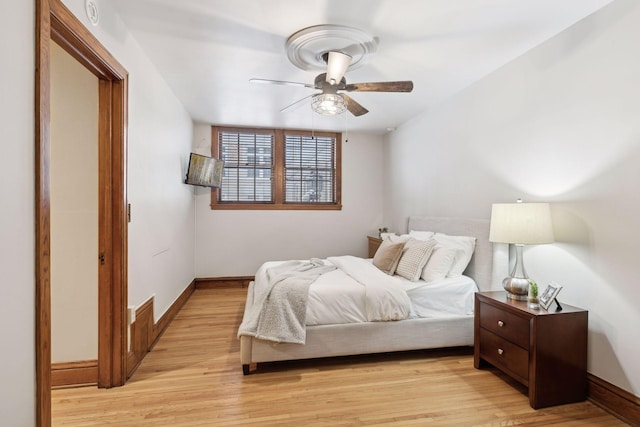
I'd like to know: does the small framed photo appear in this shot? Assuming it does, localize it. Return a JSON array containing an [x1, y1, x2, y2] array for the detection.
[[540, 282, 563, 310]]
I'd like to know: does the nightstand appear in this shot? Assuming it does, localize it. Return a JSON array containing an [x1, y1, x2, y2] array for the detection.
[[474, 291, 588, 409], [367, 236, 382, 258]]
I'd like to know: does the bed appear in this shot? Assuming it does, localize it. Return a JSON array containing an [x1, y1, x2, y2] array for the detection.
[[239, 216, 508, 374]]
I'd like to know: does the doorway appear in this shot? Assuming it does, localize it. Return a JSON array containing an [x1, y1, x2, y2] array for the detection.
[[49, 40, 100, 385], [36, 0, 129, 425]]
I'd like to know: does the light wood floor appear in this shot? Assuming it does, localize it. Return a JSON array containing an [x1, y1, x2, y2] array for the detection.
[[52, 288, 627, 426]]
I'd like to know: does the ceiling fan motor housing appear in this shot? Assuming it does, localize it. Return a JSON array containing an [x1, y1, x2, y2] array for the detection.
[[314, 73, 346, 93]]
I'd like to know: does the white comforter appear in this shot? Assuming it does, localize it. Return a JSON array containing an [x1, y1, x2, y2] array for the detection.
[[252, 256, 412, 326], [306, 258, 477, 324]]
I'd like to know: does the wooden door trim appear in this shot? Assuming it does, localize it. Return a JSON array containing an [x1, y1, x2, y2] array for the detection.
[[48, 1, 126, 79], [36, 0, 128, 425], [35, 1, 52, 425]]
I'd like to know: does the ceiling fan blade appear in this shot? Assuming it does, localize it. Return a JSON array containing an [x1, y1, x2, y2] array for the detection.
[[249, 78, 315, 89], [325, 51, 352, 85], [344, 81, 414, 92], [341, 94, 369, 117], [280, 94, 314, 113]]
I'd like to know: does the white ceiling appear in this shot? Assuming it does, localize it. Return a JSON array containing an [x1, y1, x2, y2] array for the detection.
[[111, 0, 612, 134]]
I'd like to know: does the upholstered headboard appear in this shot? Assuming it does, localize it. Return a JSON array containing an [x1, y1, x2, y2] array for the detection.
[[407, 216, 507, 292]]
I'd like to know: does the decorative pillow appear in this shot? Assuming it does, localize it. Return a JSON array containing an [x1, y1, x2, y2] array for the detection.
[[408, 230, 435, 241], [395, 238, 437, 282], [433, 233, 476, 277], [421, 245, 457, 282], [372, 239, 406, 275]]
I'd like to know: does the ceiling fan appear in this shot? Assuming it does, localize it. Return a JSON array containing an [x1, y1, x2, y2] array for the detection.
[[250, 51, 413, 117]]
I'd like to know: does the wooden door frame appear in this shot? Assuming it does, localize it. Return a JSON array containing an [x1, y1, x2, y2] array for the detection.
[[36, 0, 128, 425]]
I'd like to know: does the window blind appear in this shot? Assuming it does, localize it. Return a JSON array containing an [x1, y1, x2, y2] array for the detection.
[[218, 130, 273, 202], [284, 134, 336, 203]]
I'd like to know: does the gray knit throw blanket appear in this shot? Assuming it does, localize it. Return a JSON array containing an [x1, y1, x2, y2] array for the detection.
[[238, 259, 336, 344]]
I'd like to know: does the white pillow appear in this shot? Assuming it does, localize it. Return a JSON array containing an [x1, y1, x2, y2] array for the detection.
[[382, 233, 411, 244], [421, 245, 457, 282], [408, 230, 435, 241], [395, 238, 436, 282], [433, 233, 476, 277]]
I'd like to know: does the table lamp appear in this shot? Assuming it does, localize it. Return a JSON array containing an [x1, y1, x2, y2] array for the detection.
[[489, 200, 554, 300]]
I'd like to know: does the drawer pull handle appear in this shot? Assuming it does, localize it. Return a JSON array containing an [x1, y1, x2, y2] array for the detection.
[[497, 320, 504, 327], [498, 348, 504, 356]]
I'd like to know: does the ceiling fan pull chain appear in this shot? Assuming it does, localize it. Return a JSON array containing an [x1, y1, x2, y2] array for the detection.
[[311, 104, 316, 140], [344, 109, 349, 143]]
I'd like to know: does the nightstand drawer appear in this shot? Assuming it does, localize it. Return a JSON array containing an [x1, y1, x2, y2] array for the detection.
[[479, 328, 529, 382], [480, 302, 530, 350]]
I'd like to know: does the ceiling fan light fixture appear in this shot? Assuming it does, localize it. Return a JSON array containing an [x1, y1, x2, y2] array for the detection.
[[311, 93, 347, 116]]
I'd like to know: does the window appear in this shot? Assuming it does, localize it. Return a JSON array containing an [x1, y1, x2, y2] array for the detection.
[[216, 128, 273, 203], [284, 134, 336, 203], [211, 126, 341, 210]]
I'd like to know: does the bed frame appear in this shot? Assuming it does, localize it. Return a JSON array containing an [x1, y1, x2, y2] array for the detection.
[[240, 216, 508, 374]]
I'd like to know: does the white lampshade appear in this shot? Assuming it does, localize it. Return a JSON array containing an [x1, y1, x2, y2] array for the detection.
[[489, 202, 554, 245]]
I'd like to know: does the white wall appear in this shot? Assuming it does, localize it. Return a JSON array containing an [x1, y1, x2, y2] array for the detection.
[[60, 0, 196, 320], [194, 124, 385, 277], [385, 0, 640, 397], [50, 42, 99, 363], [0, 0, 195, 421], [0, 0, 35, 425]]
